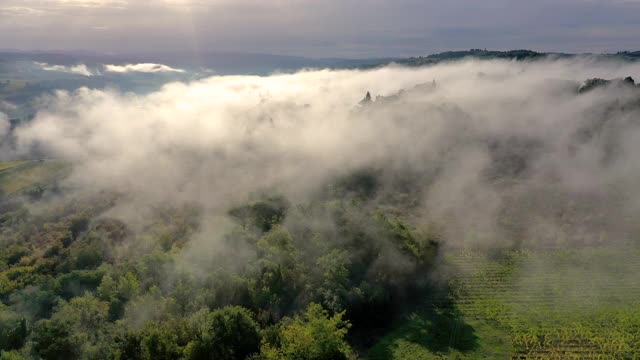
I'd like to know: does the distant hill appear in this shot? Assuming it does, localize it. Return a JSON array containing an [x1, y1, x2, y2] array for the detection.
[[1, 48, 638, 76], [391, 49, 640, 67], [1, 48, 638, 118]]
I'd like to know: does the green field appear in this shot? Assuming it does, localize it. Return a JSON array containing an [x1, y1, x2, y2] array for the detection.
[[0, 161, 30, 172], [370, 248, 640, 359], [0, 160, 70, 195]]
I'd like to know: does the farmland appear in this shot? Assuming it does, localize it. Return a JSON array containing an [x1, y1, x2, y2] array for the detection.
[[0, 162, 31, 172], [370, 248, 640, 359]]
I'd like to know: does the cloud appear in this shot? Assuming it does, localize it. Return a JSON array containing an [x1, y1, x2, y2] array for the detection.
[[15, 58, 640, 250], [104, 63, 185, 73], [57, 0, 128, 8], [35, 62, 94, 76], [0, 101, 17, 112], [34, 61, 186, 76], [0, 6, 46, 16]]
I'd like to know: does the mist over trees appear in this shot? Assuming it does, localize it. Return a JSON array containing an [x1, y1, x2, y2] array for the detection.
[[1, 57, 640, 358]]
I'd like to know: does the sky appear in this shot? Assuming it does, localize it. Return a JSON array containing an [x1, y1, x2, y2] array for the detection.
[[0, 0, 639, 58]]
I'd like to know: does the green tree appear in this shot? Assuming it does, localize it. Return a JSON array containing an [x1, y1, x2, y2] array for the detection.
[[315, 249, 351, 312], [139, 322, 189, 360], [0, 311, 28, 351], [185, 306, 261, 360], [260, 303, 353, 360], [111, 318, 191, 360], [253, 226, 302, 316], [55, 267, 106, 299], [229, 196, 289, 232], [117, 272, 140, 300], [97, 274, 117, 301], [98, 272, 140, 320], [31, 295, 109, 360], [31, 317, 78, 360], [0, 350, 26, 360]]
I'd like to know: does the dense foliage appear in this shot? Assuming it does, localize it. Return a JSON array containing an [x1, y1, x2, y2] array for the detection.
[[0, 163, 440, 359]]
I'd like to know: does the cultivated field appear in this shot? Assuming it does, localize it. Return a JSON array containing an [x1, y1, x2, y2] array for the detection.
[[371, 248, 640, 359], [0, 161, 31, 172], [0, 160, 70, 195]]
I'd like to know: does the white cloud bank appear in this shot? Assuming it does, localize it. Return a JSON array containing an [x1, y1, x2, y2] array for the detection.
[[35, 61, 186, 76], [35, 62, 94, 76], [104, 63, 185, 73], [15, 59, 640, 248]]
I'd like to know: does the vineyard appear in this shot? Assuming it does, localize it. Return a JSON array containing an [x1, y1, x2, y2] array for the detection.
[[371, 247, 640, 359]]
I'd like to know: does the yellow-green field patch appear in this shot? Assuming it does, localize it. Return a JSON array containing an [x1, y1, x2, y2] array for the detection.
[[0, 161, 31, 172], [369, 248, 640, 359], [0, 161, 71, 195]]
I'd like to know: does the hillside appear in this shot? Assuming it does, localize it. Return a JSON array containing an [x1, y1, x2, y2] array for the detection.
[[2, 58, 640, 359]]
